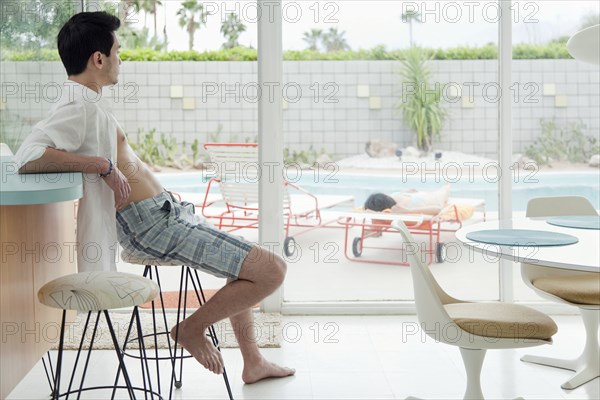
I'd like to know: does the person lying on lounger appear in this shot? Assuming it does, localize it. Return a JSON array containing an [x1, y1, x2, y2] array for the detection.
[[364, 185, 451, 215], [363, 185, 475, 228]]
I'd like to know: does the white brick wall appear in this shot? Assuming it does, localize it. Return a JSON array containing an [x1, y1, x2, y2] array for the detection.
[[2, 60, 598, 159]]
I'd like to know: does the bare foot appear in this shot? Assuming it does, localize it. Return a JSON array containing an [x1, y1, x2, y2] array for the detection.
[[170, 322, 224, 374], [242, 357, 296, 384]]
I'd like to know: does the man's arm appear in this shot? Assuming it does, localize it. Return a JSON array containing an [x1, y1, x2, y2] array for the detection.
[[19, 147, 109, 174], [20, 148, 131, 209]]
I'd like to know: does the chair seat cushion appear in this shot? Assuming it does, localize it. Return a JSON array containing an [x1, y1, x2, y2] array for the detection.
[[445, 302, 557, 340], [532, 274, 600, 305], [38, 271, 159, 312]]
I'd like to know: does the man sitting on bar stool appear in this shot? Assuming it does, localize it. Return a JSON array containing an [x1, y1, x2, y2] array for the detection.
[[15, 11, 294, 383]]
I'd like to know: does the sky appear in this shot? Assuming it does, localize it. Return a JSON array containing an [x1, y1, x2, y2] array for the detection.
[[126, 1, 600, 51]]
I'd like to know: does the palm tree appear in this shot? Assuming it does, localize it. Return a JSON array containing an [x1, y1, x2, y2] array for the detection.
[[131, 0, 160, 37], [177, 0, 208, 51], [117, 0, 138, 27], [130, 0, 148, 27], [163, 20, 168, 51], [142, 0, 162, 37], [401, 10, 422, 47], [396, 48, 448, 153], [105, 0, 147, 48], [302, 28, 323, 51], [120, 26, 166, 50], [322, 27, 350, 52], [220, 13, 246, 49]]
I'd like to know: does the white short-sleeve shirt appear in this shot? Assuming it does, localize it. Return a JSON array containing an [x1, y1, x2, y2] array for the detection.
[[14, 81, 119, 272]]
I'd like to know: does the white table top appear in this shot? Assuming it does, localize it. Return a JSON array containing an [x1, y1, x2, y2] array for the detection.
[[455, 218, 600, 273]]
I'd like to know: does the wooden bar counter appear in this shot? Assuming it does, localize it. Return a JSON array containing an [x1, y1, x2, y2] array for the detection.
[[0, 156, 83, 398]]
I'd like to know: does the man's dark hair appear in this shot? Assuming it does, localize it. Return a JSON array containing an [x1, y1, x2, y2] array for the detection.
[[57, 12, 121, 76], [364, 193, 397, 211]]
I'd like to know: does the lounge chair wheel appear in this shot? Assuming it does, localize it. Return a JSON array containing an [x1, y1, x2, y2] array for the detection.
[[436, 242, 446, 263], [284, 236, 296, 257], [352, 237, 363, 257]]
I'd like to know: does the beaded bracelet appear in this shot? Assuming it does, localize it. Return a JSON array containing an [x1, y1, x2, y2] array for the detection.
[[99, 158, 113, 177]]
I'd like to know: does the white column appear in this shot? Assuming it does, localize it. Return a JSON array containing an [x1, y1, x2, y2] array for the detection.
[[257, 0, 284, 312], [498, 0, 514, 302]]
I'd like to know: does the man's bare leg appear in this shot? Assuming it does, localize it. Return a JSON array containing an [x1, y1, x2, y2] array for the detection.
[[228, 299, 295, 383], [170, 247, 293, 378]]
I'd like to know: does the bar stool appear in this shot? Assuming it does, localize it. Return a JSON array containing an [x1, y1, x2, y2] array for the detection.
[[38, 271, 160, 399], [121, 252, 234, 400]]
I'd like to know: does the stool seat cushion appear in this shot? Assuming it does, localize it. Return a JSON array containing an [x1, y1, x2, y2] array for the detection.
[[121, 251, 185, 267], [38, 271, 160, 312], [445, 302, 558, 340], [533, 274, 600, 305]]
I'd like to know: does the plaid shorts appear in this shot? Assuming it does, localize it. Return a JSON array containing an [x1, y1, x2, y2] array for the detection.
[[116, 192, 254, 279]]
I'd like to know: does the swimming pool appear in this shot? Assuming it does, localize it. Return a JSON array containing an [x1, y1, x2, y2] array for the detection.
[[157, 170, 600, 212]]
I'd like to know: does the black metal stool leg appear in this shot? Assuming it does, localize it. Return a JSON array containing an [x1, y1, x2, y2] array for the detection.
[[178, 267, 191, 386], [69, 312, 98, 397], [190, 269, 234, 400], [134, 307, 157, 400], [151, 265, 185, 395], [148, 266, 161, 396], [42, 351, 56, 396], [112, 304, 138, 399], [112, 309, 163, 400], [170, 265, 189, 392], [118, 265, 174, 398], [123, 264, 185, 399], [51, 310, 67, 400], [152, 265, 181, 400], [105, 310, 137, 400]]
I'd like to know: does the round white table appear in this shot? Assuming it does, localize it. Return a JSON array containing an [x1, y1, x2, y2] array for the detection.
[[455, 218, 600, 273], [458, 218, 600, 391], [567, 24, 600, 65]]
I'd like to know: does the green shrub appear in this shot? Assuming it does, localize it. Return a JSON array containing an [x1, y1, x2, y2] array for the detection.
[[129, 128, 161, 166], [129, 128, 197, 169], [3, 48, 60, 61], [525, 120, 599, 165], [283, 145, 329, 166], [513, 43, 571, 59], [118, 47, 258, 61], [431, 44, 498, 60], [3, 44, 577, 62]]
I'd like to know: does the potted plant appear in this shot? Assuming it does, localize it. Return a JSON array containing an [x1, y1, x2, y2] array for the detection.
[[396, 47, 448, 154]]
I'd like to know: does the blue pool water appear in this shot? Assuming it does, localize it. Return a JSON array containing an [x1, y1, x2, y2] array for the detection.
[[157, 170, 600, 212]]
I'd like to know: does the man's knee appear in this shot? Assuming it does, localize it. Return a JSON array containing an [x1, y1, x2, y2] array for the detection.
[[239, 247, 287, 287], [269, 253, 287, 285], [259, 250, 287, 289]]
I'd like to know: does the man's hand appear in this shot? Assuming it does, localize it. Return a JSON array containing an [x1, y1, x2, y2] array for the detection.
[[102, 167, 131, 209]]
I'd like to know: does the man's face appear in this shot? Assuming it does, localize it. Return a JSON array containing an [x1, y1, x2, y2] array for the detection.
[[103, 33, 121, 85]]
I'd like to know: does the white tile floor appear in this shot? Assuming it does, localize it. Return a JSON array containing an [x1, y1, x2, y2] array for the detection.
[[8, 315, 599, 399]]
